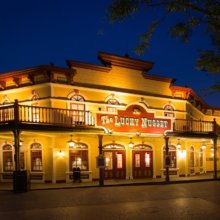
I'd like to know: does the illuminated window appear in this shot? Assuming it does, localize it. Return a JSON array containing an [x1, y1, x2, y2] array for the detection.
[[163, 145, 177, 168], [2, 144, 13, 172], [31, 143, 43, 172], [104, 152, 113, 170], [135, 154, 141, 168], [116, 153, 123, 169], [145, 153, 150, 167], [164, 104, 175, 117], [69, 143, 88, 171], [105, 95, 120, 113], [1, 96, 11, 121], [31, 90, 40, 122], [70, 93, 86, 125]]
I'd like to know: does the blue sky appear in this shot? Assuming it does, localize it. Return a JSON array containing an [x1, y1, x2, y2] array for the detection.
[[0, 0, 219, 107]]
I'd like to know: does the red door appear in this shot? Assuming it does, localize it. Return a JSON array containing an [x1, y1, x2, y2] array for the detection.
[[133, 151, 153, 178], [104, 150, 126, 179]]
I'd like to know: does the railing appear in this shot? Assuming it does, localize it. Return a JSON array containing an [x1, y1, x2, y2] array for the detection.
[[173, 119, 215, 133], [0, 100, 95, 127], [0, 100, 220, 135]]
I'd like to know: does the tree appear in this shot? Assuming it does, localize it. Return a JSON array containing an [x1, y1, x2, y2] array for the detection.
[[107, 0, 220, 92]]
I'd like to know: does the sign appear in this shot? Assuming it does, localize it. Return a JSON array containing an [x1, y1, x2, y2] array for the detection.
[[96, 155, 106, 168], [97, 104, 171, 134]]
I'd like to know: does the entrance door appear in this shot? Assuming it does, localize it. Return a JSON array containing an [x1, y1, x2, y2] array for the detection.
[[133, 151, 153, 178], [104, 150, 126, 179]]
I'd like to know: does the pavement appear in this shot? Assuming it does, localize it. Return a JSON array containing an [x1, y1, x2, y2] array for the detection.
[[0, 173, 216, 191], [1, 180, 220, 219]]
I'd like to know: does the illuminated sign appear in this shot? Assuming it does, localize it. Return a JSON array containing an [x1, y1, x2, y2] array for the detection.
[[97, 105, 171, 134]]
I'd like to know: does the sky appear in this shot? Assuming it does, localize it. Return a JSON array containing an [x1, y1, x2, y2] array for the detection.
[[0, 0, 219, 107]]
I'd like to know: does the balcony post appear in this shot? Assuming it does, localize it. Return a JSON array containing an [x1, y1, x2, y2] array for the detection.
[[213, 137, 218, 180], [14, 99, 19, 123], [164, 136, 170, 183], [98, 134, 104, 186], [213, 118, 217, 134]]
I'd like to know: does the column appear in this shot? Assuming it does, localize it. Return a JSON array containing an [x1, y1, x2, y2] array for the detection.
[[98, 135, 104, 186], [164, 136, 170, 183], [213, 137, 218, 180], [13, 129, 21, 171]]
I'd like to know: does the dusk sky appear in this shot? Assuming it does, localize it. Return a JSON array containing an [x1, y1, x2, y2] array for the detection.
[[0, 0, 219, 107]]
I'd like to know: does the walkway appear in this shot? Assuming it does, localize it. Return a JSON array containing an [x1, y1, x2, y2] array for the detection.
[[0, 173, 216, 191]]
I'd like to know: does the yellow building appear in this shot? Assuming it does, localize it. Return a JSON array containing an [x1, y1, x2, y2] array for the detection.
[[0, 52, 219, 188]]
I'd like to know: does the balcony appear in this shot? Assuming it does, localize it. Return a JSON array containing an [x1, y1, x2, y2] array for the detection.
[[0, 100, 96, 131], [171, 119, 220, 137], [0, 100, 220, 137]]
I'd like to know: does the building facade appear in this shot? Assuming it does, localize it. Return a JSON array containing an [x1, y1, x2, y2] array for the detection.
[[0, 52, 219, 185]]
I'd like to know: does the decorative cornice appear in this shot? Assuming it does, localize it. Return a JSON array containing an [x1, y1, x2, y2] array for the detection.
[[142, 72, 175, 84], [98, 51, 154, 71], [66, 60, 111, 72]]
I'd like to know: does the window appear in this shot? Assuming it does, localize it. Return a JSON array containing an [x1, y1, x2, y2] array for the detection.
[[70, 94, 86, 125], [135, 154, 141, 168], [163, 145, 177, 168], [105, 95, 120, 113], [105, 152, 113, 170], [145, 153, 150, 167], [2, 144, 13, 172], [31, 90, 40, 122], [69, 142, 88, 171], [116, 153, 123, 169], [1, 96, 11, 121], [31, 143, 43, 172], [164, 104, 175, 117], [70, 103, 85, 124]]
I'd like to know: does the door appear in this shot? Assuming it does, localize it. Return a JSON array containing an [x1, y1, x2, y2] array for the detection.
[[133, 151, 153, 178], [104, 150, 126, 179]]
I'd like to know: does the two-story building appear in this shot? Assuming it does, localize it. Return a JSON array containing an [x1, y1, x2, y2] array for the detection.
[[0, 52, 219, 187]]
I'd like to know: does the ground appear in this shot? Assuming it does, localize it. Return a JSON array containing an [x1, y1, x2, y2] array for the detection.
[[0, 181, 220, 219]]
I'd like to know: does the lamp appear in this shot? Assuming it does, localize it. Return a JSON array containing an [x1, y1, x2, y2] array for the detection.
[[201, 142, 206, 150], [68, 135, 75, 147], [176, 139, 181, 149], [136, 131, 141, 137], [128, 137, 134, 148], [210, 146, 214, 151], [19, 140, 24, 146], [57, 149, 64, 157]]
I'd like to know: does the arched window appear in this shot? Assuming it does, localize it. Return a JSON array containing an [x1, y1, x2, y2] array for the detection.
[[69, 92, 86, 125], [105, 95, 120, 113], [163, 145, 177, 168], [69, 142, 88, 171], [2, 144, 13, 172], [30, 142, 43, 172], [71, 94, 85, 102], [164, 104, 175, 117]]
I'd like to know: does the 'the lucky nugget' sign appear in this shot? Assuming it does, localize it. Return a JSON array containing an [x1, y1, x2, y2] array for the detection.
[[96, 105, 172, 134]]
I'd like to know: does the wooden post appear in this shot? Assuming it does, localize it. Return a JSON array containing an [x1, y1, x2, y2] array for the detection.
[[165, 136, 170, 183], [13, 129, 20, 171], [14, 99, 19, 123], [213, 137, 218, 180], [98, 135, 104, 186]]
